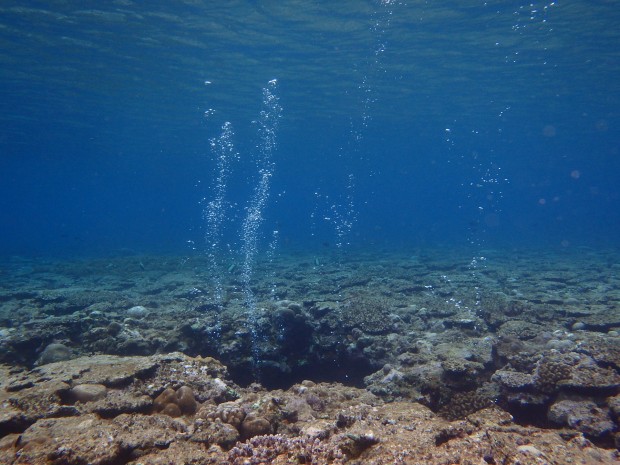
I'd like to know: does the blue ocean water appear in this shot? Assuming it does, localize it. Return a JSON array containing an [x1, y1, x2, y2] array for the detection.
[[0, 1, 618, 258]]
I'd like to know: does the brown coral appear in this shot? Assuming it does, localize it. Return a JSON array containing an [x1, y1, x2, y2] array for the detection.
[[153, 385, 198, 416]]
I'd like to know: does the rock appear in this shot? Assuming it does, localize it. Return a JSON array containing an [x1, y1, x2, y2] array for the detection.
[[516, 444, 544, 457], [70, 383, 107, 403], [107, 321, 122, 336], [240, 414, 272, 439], [191, 418, 239, 447], [36, 343, 72, 365], [571, 321, 586, 331], [340, 431, 380, 458], [0, 433, 19, 451], [548, 399, 614, 437], [608, 394, 620, 419], [560, 354, 620, 392], [15, 415, 123, 464], [127, 305, 148, 318]]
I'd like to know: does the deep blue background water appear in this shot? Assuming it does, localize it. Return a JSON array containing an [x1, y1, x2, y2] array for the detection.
[[1, 1, 619, 258]]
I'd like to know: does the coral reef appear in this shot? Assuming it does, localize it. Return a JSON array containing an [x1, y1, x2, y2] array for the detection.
[[0, 248, 619, 460], [0, 353, 617, 464]]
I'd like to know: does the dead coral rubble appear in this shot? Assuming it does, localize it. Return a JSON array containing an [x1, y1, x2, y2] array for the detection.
[[0, 353, 618, 464]]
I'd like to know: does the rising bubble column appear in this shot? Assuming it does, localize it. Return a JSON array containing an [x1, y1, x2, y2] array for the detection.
[[240, 80, 282, 365], [204, 121, 237, 307]]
